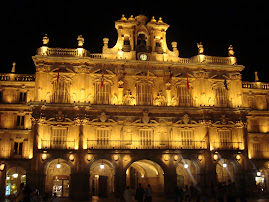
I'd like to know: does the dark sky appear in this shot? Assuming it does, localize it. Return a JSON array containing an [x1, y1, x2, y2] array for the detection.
[[1, 1, 268, 82]]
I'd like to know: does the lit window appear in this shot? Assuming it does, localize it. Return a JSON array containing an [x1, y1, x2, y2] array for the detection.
[[136, 83, 152, 105], [95, 83, 110, 104], [16, 116, 25, 127], [177, 86, 193, 106], [51, 81, 70, 103], [215, 87, 228, 106], [13, 142, 23, 155]]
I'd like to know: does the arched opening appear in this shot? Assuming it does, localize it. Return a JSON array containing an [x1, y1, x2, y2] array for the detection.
[[126, 159, 164, 196], [176, 159, 198, 188], [89, 159, 115, 198], [5, 166, 26, 196], [216, 158, 235, 183], [45, 159, 71, 197]]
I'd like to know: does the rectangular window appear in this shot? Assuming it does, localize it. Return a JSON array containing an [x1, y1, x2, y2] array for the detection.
[[13, 142, 23, 155], [218, 130, 232, 149], [51, 81, 70, 103], [51, 128, 67, 149], [177, 86, 192, 106], [139, 129, 152, 146], [215, 87, 228, 106], [252, 143, 261, 152], [16, 116, 25, 127], [180, 130, 194, 148], [95, 83, 110, 104], [137, 83, 152, 105], [19, 92, 27, 102], [96, 128, 110, 145]]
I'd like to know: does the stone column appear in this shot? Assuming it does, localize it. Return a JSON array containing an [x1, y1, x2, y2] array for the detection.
[[69, 172, 90, 200], [0, 167, 6, 201], [114, 161, 125, 197], [164, 158, 177, 199]]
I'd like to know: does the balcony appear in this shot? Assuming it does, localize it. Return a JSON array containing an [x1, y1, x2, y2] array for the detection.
[[0, 74, 35, 82], [87, 140, 206, 150], [41, 139, 75, 149], [242, 82, 269, 89], [212, 141, 243, 150]]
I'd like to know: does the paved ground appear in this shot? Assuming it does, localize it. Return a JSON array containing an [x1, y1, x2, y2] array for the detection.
[[56, 195, 269, 202]]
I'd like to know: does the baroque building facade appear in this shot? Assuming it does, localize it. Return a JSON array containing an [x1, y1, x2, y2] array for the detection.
[[0, 14, 268, 200]]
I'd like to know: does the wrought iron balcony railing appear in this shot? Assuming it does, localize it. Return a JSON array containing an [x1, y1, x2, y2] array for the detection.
[[212, 141, 243, 150], [87, 140, 206, 150], [41, 139, 75, 149]]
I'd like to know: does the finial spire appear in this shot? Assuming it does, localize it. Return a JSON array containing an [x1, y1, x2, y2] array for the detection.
[[42, 34, 49, 46], [255, 71, 259, 82], [77, 35, 84, 47], [11, 61, 16, 73], [228, 45, 235, 57], [197, 42, 204, 55]]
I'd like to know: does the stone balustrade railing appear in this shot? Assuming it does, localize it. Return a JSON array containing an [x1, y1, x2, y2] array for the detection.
[[242, 82, 269, 89], [0, 74, 35, 81], [36, 47, 237, 65]]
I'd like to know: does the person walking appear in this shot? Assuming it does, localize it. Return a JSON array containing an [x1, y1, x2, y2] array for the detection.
[[15, 183, 24, 202], [145, 184, 152, 202], [135, 183, 145, 202], [124, 186, 133, 202]]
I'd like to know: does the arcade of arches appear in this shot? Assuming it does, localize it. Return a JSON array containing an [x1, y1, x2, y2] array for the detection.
[[2, 155, 268, 200]]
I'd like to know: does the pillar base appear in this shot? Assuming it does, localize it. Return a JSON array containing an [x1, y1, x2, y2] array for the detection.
[[70, 172, 90, 200]]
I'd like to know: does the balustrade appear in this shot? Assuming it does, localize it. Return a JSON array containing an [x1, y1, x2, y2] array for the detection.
[[86, 140, 206, 150], [41, 139, 75, 149], [212, 141, 243, 150]]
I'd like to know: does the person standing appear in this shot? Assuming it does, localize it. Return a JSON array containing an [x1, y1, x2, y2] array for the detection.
[[135, 183, 145, 202], [15, 183, 24, 202], [124, 186, 133, 202], [145, 184, 152, 202]]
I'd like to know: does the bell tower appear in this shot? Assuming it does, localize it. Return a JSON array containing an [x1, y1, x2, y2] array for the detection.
[[102, 14, 179, 62]]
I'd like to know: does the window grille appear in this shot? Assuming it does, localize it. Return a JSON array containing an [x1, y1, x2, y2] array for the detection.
[[95, 83, 110, 104], [136, 83, 152, 105], [177, 86, 192, 106], [51, 128, 67, 149]]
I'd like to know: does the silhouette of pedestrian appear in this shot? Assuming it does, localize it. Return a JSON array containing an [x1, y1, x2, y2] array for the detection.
[[135, 183, 145, 202], [145, 184, 152, 202]]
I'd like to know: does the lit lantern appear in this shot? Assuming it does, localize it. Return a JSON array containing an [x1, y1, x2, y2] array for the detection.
[[0, 164, 5, 171], [223, 163, 227, 168], [56, 159, 61, 169], [69, 154, 74, 162], [184, 164, 188, 169]]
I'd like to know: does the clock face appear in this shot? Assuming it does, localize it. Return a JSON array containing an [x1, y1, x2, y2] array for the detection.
[[140, 54, 148, 61]]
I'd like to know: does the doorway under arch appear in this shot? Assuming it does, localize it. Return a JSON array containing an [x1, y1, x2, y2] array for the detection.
[[5, 166, 26, 196], [45, 159, 71, 197], [216, 158, 235, 183], [176, 159, 198, 188], [126, 159, 164, 196], [89, 159, 115, 198]]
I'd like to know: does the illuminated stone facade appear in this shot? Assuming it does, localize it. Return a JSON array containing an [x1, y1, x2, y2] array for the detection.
[[0, 15, 268, 200]]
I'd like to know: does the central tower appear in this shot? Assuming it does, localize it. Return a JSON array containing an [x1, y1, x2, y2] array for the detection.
[[102, 14, 179, 62]]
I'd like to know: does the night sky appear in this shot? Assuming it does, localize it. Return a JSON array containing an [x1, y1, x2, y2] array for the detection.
[[1, 1, 268, 82]]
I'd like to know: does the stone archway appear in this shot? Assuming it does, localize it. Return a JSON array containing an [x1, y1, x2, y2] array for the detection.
[[6, 166, 26, 196], [89, 159, 115, 198], [176, 159, 198, 188], [216, 158, 235, 183], [45, 159, 71, 197], [126, 159, 165, 196]]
